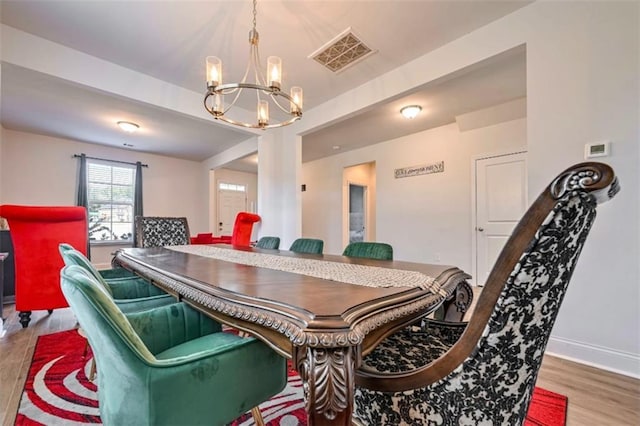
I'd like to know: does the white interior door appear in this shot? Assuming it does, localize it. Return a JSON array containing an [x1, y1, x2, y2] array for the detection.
[[218, 189, 247, 235], [475, 152, 527, 286]]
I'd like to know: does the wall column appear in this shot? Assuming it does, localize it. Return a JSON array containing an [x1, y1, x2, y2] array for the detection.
[[257, 127, 301, 248]]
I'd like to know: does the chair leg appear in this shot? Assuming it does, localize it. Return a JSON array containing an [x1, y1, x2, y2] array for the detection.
[[250, 407, 265, 426], [18, 311, 31, 328], [89, 358, 97, 382]]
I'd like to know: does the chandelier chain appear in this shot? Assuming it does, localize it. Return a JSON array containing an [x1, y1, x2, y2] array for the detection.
[[252, 0, 257, 32]]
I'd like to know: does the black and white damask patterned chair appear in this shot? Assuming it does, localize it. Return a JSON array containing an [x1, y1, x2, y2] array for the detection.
[[354, 162, 619, 425], [134, 216, 191, 248]]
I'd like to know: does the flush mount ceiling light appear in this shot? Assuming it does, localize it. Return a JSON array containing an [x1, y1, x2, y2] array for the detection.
[[204, 0, 302, 130], [400, 105, 422, 119], [117, 121, 139, 133]]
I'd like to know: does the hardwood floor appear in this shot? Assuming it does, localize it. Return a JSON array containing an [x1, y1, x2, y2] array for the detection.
[[1, 303, 638, 426], [0, 304, 78, 426]]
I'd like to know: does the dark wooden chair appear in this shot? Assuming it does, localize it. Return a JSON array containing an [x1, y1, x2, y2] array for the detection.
[[354, 162, 619, 425]]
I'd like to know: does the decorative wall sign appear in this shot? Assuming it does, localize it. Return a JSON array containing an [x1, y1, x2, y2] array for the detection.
[[394, 161, 444, 179]]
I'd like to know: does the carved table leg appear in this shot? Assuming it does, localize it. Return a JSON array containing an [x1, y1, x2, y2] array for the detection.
[[294, 345, 358, 426], [434, 279, 474, 322]]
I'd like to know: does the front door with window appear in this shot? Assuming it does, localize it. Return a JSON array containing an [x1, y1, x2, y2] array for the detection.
[[218, 185, 247, 235]]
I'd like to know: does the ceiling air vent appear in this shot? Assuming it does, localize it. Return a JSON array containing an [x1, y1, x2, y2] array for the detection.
[[309, 27, 376, 73]]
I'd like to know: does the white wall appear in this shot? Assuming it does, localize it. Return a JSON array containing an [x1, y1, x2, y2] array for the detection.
[[522, 1, 639, 377], [303, 118, 525, 268], [0, 128, 207, 265], [257, 129, 302, 248], [298, 1, 639, 377]]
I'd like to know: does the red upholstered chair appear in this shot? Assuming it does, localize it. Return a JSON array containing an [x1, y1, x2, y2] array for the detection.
[[0, 205, 88, 328], [230, 212, 261, 247], [190, 233, 215, 244], [189, 213, 260, 246]]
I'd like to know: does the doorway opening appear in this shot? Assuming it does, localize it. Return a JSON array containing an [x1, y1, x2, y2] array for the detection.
[[343, 162, 376, 248], [349, 184, 366, 243]]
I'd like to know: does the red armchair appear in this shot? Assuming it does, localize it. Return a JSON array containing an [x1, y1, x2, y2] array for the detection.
[[190, 233, 222, 244], [191, 212, 261, 247], [230, 212, 261, 246], [0, 205, 88, 328]]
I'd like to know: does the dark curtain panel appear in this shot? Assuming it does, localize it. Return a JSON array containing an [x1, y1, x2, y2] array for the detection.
[[76, 154, 91, 259], [133, 161, 144, 246]]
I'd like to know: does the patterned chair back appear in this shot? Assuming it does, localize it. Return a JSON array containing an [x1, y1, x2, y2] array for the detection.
[[134, 216, 190, 248], [355, 162, 620, 424]]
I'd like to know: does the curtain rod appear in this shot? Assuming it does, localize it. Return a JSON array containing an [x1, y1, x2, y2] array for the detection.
[[73, 154, 149, 168]]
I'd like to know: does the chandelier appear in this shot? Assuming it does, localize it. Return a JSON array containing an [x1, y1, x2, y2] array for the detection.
[[204, 0, 303, 129]]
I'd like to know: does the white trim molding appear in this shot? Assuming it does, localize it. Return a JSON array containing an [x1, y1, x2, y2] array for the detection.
[[546, 335, 640, 379]]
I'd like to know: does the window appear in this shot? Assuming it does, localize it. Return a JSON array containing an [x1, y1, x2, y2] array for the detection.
[[87, 161, 135, 242], [219, 182, 246, 192]]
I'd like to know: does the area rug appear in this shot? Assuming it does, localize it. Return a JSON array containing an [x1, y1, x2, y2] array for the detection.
[[15, 329, 567, 425]]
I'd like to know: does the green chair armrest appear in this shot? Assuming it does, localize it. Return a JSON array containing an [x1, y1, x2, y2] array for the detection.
[[99, 267, 135, 279], [126, 302, 222, 355], [155, 331, 252, 360], [107, 277, 167, 299], [115, 294, 176, 314]]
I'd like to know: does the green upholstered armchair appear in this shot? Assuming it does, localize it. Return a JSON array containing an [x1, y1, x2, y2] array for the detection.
[[342, 241, 393, 260], [59, 242, 135, 278], [289, 238, 324, 254], [255, 236, 281, 249], [61, 265, 288, 426], [59, 244, 175, 313]]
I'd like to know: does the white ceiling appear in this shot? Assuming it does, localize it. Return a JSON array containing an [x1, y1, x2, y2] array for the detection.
[[0, 0, 531, 169]]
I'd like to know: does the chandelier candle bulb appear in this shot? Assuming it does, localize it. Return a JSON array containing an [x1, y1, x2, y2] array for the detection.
[[258, 100, 269, 126], [290, 86, 303, 114], [206, 56, 222, 88], [267, 56, 282, 89]]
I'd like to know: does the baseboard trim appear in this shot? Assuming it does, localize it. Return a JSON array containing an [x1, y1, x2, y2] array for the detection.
[[546, 335, 640, 379]]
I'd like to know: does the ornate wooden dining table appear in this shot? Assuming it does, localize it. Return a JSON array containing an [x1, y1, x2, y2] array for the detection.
[[113, 245, 470, 425]]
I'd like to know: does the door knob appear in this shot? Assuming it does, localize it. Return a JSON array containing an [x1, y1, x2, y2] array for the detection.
[[477, 227, 484, 232]]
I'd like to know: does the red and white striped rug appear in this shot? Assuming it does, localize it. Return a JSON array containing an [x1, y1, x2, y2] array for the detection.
[[15, 329, 566, 425]]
